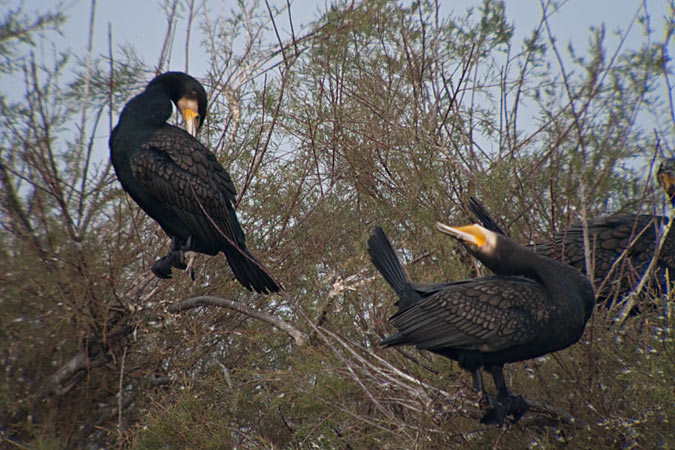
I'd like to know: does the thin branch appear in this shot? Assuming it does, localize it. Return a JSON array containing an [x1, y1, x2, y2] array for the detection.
[[286, 0, 298, 57], [265, 0, 287, 67], [237, 69, 288, 206], [76, 0, 96, 229], [615, 210, 675, 324], [184, 0, 196, 73], [156, 0, 179, 74], [118, 345, 127, 433], [167, 295, 306, 345]]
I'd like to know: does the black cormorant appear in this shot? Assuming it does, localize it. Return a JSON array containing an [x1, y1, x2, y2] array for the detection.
[[369, 224, 594, 425], [468, 197, 675, 302], [657, 157, 675, 207], [109, 72, 279, 294]]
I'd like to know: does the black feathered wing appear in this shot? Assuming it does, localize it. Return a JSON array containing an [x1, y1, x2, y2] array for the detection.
[[130, 126, 241, 252], [129, 125, 279, 294], [532, 215, 671, 281], [383, 277, 549, 353]]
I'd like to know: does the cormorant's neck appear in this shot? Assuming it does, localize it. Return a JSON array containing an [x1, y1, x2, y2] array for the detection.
[[118, 84, 173, 129], [483, 235, 592, 305]]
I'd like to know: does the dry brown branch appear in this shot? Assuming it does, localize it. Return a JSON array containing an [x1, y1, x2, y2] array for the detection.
[[167, 295, 306, 345], [184, 0, 197, 73], [41, 326, 134, 398], [310, 327, 402, 429], [313, 269, 375, 332], [156, 0, 179, 73], [118, 345, 127, 433], [42, 347, 109, 396]]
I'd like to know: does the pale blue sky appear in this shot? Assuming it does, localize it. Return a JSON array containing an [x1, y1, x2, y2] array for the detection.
[[16, 0, 671, 85], [3, 0, 672, 166]]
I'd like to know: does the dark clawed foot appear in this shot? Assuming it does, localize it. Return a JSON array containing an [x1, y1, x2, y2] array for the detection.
[[499, 393, 529, 423], [480, 394, 507, 426], [152, 250, 187, 279], [167, 250, 187, 270], [151, 256, 173, 279], [152, 236, 196, 280]]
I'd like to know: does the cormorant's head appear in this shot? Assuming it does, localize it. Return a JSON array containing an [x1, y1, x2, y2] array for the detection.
[[146, 72, 207, 137], [657, 158, 675, 207], [435, 222, 499, 259], [436, 221, 529, 276]]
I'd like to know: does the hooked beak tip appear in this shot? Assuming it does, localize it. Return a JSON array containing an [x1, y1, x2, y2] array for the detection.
[[436, 222, 486, 247], [182, 108, 199, 137]]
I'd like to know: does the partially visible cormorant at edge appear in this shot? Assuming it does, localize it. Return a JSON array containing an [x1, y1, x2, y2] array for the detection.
[[109, 72, 279, 294], [369, 223, 594, 425], [657, 157, 675, 207], [468, 164, 675, 304]]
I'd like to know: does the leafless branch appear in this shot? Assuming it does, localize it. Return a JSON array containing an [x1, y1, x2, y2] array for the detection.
[[118, 345, 127, 432], [156, 0, 179, 74], [184, 0, 197, 73], [615, 210, 675, 324], [167, 295, 306, 345]]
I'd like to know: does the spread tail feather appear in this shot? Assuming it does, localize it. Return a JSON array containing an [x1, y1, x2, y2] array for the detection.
[[367, 227, 421, 311]]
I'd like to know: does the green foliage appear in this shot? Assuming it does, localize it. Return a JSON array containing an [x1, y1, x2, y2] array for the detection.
[[134, 389, 238, 449], [0, 5, 64, 74]]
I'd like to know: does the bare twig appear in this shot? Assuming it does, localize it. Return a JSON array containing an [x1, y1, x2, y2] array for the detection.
[[265, 0, 287, 67], [167, 295, 306, 345], [156, 0, 179, 74], [76, 0, 96, 228], [286, 0, 298, 57], [311, 269, 375, 335], [184, 0, 196, 73], [616, 210, 675, 324], [118, 345, 127, 433]]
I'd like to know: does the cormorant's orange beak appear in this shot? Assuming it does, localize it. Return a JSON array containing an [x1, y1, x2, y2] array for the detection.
[[435, 222, 487, 247], [182, 107, 199, 137]]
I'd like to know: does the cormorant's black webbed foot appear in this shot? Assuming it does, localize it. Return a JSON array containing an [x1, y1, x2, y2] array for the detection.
[[151, 236, 193, 279], [472, 368, 507, 426], [497, 391, 529, 423], [152, 255, 174, 279], [485, 365, 530, 424], [168, 249, 188, 270], [151, 250, 186, 278], [480, 394, 507, 426], [478, 392, 529, 426]]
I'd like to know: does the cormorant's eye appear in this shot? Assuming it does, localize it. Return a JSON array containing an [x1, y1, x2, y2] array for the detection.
[[194, 115, 201, 123]]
